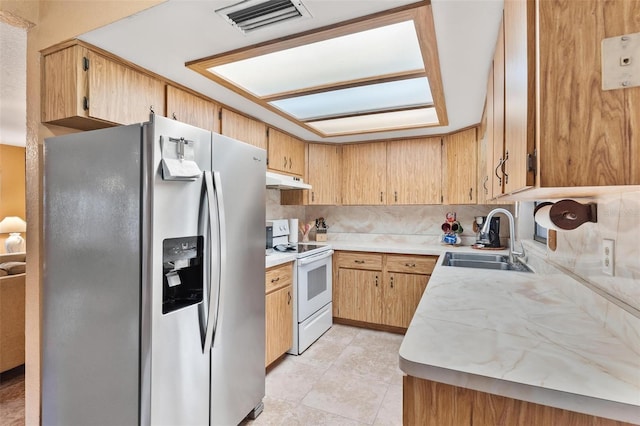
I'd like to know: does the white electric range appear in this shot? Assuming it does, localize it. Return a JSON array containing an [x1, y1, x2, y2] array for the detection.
[[266, 219, 333, 355]]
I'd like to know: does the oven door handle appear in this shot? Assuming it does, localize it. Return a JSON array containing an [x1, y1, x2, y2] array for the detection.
[[297, 249, 334, 266]]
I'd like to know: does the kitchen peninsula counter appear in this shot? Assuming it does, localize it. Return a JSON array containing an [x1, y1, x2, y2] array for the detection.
[[312, 237, 638, 423], [398, 247, 640, 424]]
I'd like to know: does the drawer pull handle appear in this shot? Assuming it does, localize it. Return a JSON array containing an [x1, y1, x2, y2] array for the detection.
[[354, 260, 365, 264], [271, 277, 280, 283], [375, 275, 379, 287], [390, 276, 394, 288], [405, 263, 416, 267], [287, 291, 291, 304]]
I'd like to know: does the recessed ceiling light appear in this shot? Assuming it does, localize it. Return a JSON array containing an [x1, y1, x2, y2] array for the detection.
[[188, 3, 447, 137]]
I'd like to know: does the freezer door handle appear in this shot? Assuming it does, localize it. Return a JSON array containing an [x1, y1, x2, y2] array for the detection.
[[203, 171, 221, 352]]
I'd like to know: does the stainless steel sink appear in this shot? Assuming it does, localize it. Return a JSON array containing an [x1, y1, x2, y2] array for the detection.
[[442, 252, 533, 273]]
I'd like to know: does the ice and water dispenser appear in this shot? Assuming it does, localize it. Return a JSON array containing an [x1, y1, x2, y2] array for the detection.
[[162, 236, 204, 314]]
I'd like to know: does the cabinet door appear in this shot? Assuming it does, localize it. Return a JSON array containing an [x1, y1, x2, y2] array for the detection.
[[88, 51, 165, 125], [308, 143, 342, 205], [538, 0, 640, 187], [342, 143, 387, 205], [443, 128, 478, 204], [267, 128, 305, 177], [334, 268, 382, 324], [383, 272, 429, 328], [166, 85, 219, 133], [477, 64, 493, 204], [491, 19, 506, 199], [265, 285, 293, 367], [42, 45, 90, 128], [503, 0, 535, 193], [220, 108, 267, 151], [387, 138, 441, 204]]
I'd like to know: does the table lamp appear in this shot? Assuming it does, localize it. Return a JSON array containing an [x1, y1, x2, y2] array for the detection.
[[0, 216, 27, 253]]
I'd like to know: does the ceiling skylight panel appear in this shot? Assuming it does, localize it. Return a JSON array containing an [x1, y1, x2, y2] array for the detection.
[[270, 77, 433, 120], [208, 20, 424, 96], [308, 108, 440, 135]]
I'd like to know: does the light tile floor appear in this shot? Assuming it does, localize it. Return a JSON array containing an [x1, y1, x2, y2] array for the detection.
[[242, 324, 405, 426]]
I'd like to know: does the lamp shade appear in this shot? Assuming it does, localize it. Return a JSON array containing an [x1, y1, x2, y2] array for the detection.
[[0, 216, 27, 234]]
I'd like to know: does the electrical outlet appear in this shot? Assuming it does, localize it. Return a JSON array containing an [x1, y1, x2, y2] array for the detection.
[[602, 239, 615, 276]]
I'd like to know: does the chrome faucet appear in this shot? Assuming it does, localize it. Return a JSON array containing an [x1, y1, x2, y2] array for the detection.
[[480, 208, 526, 264]]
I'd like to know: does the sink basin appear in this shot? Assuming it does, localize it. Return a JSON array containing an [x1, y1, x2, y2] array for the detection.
[[442, 252, 533, 273]]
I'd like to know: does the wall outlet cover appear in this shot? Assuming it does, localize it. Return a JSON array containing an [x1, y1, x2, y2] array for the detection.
[[602, 239, 615, 276]]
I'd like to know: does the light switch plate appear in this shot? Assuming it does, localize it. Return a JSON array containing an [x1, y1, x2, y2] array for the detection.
[[602, 32, 640, 90], [602, 239, 615, 276]]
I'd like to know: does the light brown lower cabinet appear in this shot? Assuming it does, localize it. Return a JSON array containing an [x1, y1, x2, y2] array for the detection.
[[333, 251, 435, 330], [265, 262, 293, 367], [403, 376, 633, 426]]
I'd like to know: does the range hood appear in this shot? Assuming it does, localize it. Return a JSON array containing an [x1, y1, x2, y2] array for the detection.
[[266, 171, 311, 190]]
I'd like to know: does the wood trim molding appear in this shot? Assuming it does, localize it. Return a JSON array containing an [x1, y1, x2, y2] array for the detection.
[[186, 3, 447, 138]]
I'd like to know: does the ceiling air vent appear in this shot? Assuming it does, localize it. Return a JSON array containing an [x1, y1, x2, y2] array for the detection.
[[216, 0, 311, 34]]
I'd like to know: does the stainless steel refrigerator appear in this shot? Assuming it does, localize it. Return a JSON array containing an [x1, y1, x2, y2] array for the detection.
[[42, 115, 266, 425]]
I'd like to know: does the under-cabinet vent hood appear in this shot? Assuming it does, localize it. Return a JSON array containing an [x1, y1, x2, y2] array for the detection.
[[216, 0, 311, 34], [266, 171, 311, 190]]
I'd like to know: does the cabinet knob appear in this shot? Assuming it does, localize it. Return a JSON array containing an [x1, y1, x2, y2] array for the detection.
[[271, 277, 280, 283]]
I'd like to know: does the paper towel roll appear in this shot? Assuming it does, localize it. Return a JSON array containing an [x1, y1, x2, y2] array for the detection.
[[288, 218, 299, 243], [534, 204, 561, 231], [534, 200, 597, 231]]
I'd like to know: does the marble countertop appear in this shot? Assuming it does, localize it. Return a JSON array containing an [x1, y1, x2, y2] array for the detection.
[[399, 251, 640, 424], [265, 252, 297, 268]]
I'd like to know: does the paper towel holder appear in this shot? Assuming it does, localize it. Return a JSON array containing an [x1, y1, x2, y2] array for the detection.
[[534, 200, 597, 231]]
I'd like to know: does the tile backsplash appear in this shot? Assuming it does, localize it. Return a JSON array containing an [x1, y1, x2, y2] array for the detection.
[[266, 189, 640, 312], [544, 191, 640, 310]]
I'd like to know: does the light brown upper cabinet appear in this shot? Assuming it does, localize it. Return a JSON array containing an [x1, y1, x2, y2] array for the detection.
[[488, 0, 640, 199], [387, 138, 442, 205], [308, 143, 342, 205], [342, 143, 387, 205], [219, 108, 267, 151], [267, 128, 305, 177], [502, 0, 535, 195], [536, 0, 639, 189], [280, 143, 342, 206], [490, 17, 507, 199], [442, 129, 478, 204], [166, 85, 219, 133], [42, 42, 165, 130]]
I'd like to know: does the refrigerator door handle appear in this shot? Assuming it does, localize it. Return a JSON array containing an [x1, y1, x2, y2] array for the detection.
[[210, 170, 227, 349], [203, 171, 221, 352]]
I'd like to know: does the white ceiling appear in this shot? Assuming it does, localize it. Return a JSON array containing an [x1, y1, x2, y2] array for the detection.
[[79, 0, 503, 143], [0, 0, 504, 146], [0, 21, 27, 147]]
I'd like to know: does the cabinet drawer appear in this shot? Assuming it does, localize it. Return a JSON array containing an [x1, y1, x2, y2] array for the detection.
[[336, 251, 383, 270], [265, 262, 293, 294], [385, 255, 436, 275]]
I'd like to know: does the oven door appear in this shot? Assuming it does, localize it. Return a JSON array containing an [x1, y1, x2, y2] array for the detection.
[[297, 250, 333, 322]]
